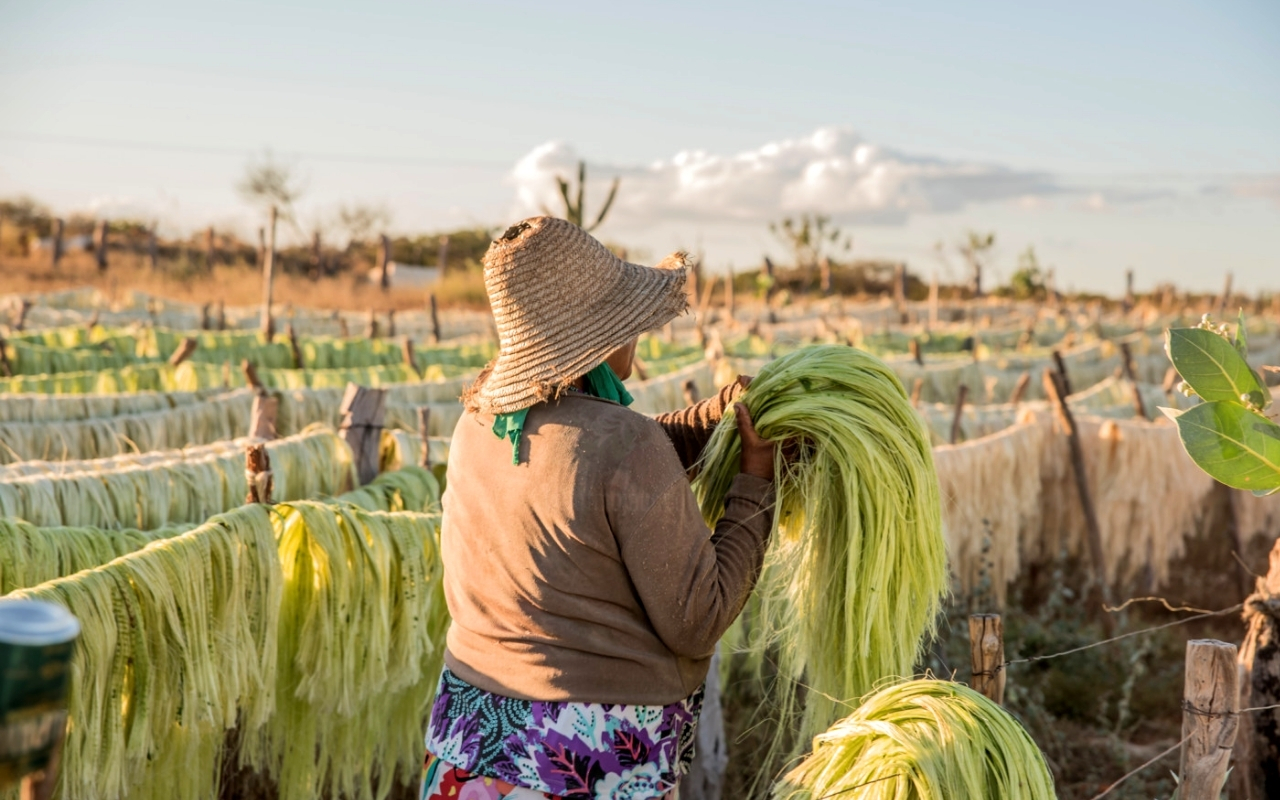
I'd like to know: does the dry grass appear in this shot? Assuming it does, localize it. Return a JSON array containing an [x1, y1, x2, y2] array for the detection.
[[0, 252, 491, 312]]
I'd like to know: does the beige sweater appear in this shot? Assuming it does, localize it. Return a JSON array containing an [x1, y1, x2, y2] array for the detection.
[[441, 390, 775, 705]]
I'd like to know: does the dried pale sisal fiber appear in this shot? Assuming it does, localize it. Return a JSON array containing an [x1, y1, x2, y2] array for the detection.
[[7, 505, 280, 800], [695, 345, 946, 746], [932, 415, 1051, 604], [337, 464, 441, 512], [0, 518, 191, 593], [774, 679, 1055, 800]]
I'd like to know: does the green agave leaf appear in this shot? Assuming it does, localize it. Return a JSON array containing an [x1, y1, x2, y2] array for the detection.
[[1166, 327, 1268, 407], [1174, 401, 1280, 493]]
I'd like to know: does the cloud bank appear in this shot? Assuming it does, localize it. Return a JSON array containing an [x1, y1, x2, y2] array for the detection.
[[512, 126, 1060, 226]]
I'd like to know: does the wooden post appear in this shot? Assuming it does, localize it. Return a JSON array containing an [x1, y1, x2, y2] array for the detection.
[[286, 324, 303, 369], [366, 308, 379, 339], [339, 383, 387, 487], [378, 234, 391, 291], [387, 309, 396, 339], [199, 303, 210, 330], [928, 272, 939, 329], [147, 226, 158, 271], [49, 218, 63, 270], [204, 225, 215, 271], [417, 406, 432, 468], [683, 379, 700, 407], [339, 315, 349, 338], [1051, 349, 1073, 396], [310, 230, 322, 278], [820, 256, 833, 296], [1179, 639, 1240, 799], [0, 335, 12, 377], [949, 384, 968, 445], [214, 300, 226, 331], [249, 394, 279, 440], [93, 220, 108, 272], [260, 206, 278, 339], [1234, 538, 1280, 799], [167, 337, 198, 366], [14, 300, 30, 332], [429, 294, 441, 344], [437, 235, 449, 273], [968, 614, 1005, 705], [257, 226, 266, 270], [1009, 371, 1031, 406], [1043, 369, 1114, 611], [909, 339, 923, 366], [910, 377, 924, 407], [245, 443, 274, 504], [1119, 342, 1147, 420], [1218, 272, 1234, 319], [402, 338, 421, 379], [724, 266, 736, 325], [241, 360, 264, 393]]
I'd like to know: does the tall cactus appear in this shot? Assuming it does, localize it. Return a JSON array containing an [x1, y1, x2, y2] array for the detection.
[[554, 161, 619, 232], [1163, 314, 1279, 495]]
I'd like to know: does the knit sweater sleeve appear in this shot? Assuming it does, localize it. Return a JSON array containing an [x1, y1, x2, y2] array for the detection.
[[654, 379, 746, 473]]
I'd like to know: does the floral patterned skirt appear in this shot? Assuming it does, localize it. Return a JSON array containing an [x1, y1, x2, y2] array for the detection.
[[423, 667, 701, 800], [421, 753, 679, 800]]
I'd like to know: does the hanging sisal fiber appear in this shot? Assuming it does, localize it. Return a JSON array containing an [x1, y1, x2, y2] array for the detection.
[[0, 518, 191, 594], [0, 387, 221, 424], [0, 427, 354, 529], [773, 679, 1055, 800], [0, 363, 177, 395], [0, 390, 254, 463], [380, 429, 452, 473], [337, 464, 442, 513], [244, 501, 448, 800], [694, 345, 947, 745], [7, 505, 282, 800]]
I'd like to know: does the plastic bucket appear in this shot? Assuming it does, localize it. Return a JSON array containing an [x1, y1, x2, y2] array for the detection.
[[0, 599, 79, 785]]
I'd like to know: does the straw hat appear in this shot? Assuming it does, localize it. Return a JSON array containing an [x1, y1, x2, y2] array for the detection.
[[464, 216, 689, 415]]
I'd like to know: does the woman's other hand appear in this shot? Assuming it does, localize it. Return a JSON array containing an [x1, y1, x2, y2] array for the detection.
[[733, 404, 776, 481]]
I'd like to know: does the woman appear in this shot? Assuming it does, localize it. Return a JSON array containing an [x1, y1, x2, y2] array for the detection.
[[425, 217, 778, 800]]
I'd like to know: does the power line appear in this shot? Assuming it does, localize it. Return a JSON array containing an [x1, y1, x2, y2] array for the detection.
[[0, 131, 511, 169]]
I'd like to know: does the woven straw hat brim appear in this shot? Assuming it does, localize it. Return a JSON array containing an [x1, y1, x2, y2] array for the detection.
[[466, 217, 689, 415]]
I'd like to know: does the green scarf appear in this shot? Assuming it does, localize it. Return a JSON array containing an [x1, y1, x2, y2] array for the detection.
[[492, 362, 633, 465]]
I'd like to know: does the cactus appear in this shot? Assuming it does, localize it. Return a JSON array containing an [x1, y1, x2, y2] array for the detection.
[[1163, 313, 1279, 496], [553, 161, 619, 232]]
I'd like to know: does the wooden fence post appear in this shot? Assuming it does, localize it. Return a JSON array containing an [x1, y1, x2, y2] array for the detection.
[[417, 407, 432, 468], [378, 234, 391, 291], [167, 337, 198, 366], [683, 379, 700, 407], [250, 394, 279, 440], [429, 294, 442, 344], [1043, 368, 1114, 612], [241, 360, 264, 393], [260, 207, 278, 339], [1180, 639, 1240, 799], [1051, 350, 1073, 396], [214, 300, 226, 331], [909, 339, 923, 366], [1119, 342, 1147, 420], [366, 308, 379, 339], [49, 218, 63, 270], [1009, 371, 1031, 406], [949, 384, 968, 445], [93, 220, 109, 272], [285, 324, 303, 369], [910, 377, 924, 407], [245, 443, 274, 505], [387, 309, 396, 339], [402, 338, 421, 379], [339, 383, 387, 487], [1233, 538, 1280, 799], [969, 614, 1005, 705], [1123, 269, 1135, 314]]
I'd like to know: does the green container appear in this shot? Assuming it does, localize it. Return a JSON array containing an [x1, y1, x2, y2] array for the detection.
[[0, 600, 79, 786]]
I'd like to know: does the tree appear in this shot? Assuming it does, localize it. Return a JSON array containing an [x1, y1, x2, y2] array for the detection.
[[337, 203, 393, 248], [958, 230, 996, 298], [1008, 246, 1046, 300], [548, 161, 619, 232], [237, 152, 303, 224], [768, 214, 852, 288]]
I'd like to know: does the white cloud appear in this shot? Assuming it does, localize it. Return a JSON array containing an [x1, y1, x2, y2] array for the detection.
[[510, 126, 1060, 226]]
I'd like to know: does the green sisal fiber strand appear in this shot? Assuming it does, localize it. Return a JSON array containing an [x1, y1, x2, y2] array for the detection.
[[773, 679, 1055, 800], [8, 504, 280, 800], [0, 518, 190, 593], [337, 465, 442, 513], [693, 345, 947, 745]]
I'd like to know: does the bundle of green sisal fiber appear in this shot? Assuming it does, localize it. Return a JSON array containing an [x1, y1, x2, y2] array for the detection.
[[693, 345, 946, 743], [337, 464, 442, 513], [773, 680, 1055, 800]]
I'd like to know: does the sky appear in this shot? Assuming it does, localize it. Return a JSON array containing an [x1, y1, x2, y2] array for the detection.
[[1, 0, 1277, 293]]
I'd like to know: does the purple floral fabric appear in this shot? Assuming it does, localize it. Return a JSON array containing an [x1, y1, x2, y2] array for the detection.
[[424, 668, 703, 800]]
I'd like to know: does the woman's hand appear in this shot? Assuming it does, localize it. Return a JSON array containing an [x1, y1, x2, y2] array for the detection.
[[733, 404, 776, 481]]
